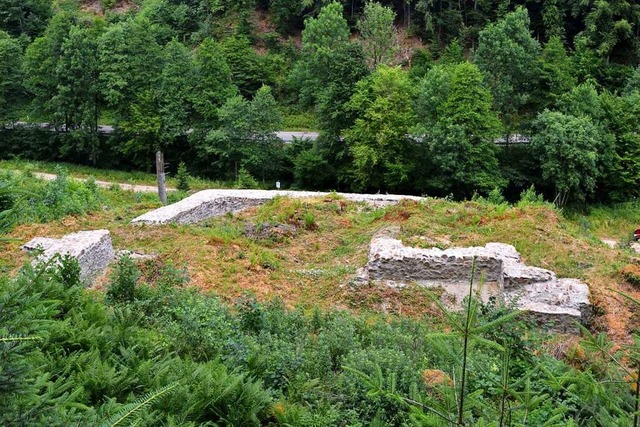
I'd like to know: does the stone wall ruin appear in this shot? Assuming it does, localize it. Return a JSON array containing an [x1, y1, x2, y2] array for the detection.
[[131, 189, 424, 225], [22, 229, 115, 283], [360, 237, 591, 334]]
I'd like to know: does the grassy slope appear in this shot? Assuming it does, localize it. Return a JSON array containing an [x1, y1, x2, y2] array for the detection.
[[0, 159, 232, 191], [3, 164, 640, 342]]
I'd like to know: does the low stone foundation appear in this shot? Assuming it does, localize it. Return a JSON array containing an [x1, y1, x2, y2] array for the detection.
[[360, 237, 591, 333], [131, 189, 423, 225], [22, 230, 115, 283]]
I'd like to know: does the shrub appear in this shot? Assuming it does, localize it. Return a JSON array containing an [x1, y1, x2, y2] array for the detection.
[[303, 212, 317, 230], [54, 253, 82, 289], [236, 167, 260, 189], [516, 185, 548, 208], [106, 255, 140, 303], [175, 161, 191, 192], [487, 187, 507, 205]]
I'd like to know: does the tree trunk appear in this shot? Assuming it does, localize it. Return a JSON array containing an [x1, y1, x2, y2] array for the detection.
[[156, 150, 167, 205]]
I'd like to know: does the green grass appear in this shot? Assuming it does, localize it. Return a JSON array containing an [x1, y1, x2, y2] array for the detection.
[[570, 201, 640, 243], [280, 110, 318, 131], [0, 159, 232, 191]]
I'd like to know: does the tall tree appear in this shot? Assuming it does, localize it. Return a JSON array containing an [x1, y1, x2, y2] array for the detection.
[[293, 3, 369, 188], [475, 6, 541, 130], [577, 0, 640, 64], [413, 64, 452, 127], [556, 82, 604, 122], [316, 43, 369, 137], [538, 36, 576, 109], [24, 12, 73, 126], [204, 86, 283, 181], [531, 110, 603, 207], [301, 0, 350, 54], [221, 36, 273, 99], [357, 1, 398, 69], [599, 90, 640, 202], [191, 38, 237, 126], [0, 0, 52, 39], [541, 0, 565, 40], [345, 66, 416, 192], [158, 39, 194, 146], [0, 31, 22, 125], [414, 62, 504, 198], [293, 0, 352, 107], [571, 35, 605, 86], [99, 16, 163, 167], [55, 22, 104, 162]]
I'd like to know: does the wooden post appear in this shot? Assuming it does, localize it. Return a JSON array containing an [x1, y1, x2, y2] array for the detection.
[[156, 150, 167, 206]]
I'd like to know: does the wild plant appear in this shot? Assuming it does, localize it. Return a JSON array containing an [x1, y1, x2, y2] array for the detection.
[[106, 255, 140, 303], [175, 161, 191, 192], [344, 259, 525, 425]]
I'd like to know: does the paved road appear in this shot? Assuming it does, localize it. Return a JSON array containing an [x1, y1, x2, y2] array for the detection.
[[7, 123, 532, 144], [9, 122, 320, 142], [275, 131, 319, 142], [5, 169, 175, 193]]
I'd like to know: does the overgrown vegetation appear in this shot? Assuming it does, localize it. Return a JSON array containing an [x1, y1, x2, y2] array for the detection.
[[3, 255, 640, 425], [1, 161, 640, 423], [0, 167, 101, 226]]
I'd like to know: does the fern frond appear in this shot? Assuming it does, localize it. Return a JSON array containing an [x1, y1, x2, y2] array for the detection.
[[0, 335, 41, 343], [101, 383, 178, 427]]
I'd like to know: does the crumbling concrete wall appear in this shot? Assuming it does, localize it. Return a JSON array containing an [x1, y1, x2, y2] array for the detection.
[[22, 230, 115, 283], [360, 237, 591, 333]]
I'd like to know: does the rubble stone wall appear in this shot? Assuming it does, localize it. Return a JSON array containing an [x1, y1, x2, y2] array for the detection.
[[22, 230, 115, 283], [361, 237, 592, 333], [132, 189, 424, 225]]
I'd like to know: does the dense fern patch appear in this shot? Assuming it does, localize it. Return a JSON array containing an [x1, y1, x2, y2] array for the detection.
[[2, 255, 640, 425]]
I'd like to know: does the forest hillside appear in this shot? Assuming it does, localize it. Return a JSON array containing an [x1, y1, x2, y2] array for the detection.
[[1, 0, 639, 206]]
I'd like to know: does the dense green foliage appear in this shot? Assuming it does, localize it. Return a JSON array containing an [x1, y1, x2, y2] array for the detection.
[[2, 253, 640, 425], [0, 0, 639, 205], [0, 168, 101, 225]]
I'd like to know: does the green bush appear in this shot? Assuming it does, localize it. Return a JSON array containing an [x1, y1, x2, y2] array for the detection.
[[175, 161, 191, 192], [516, 185, 549, 208], [235, 167, 261, 189], [0, 168, 102, 230], [106, 255, 140, 303]]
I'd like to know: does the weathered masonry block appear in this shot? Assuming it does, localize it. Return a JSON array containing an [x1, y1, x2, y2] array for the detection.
[[22, 229, 115, 283]]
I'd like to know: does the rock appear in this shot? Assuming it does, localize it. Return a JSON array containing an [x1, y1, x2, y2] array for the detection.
[[502, 264, 556, 289], [131, 189, 423, 225], [485, 242, 521, 262], [601, 239, 618, 249], [22, 230, 115, 283], [359, 236, 592, 333], [116, 250, 158, 261], [505, 279, 591, 334], [631, 242, 640, 254]]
